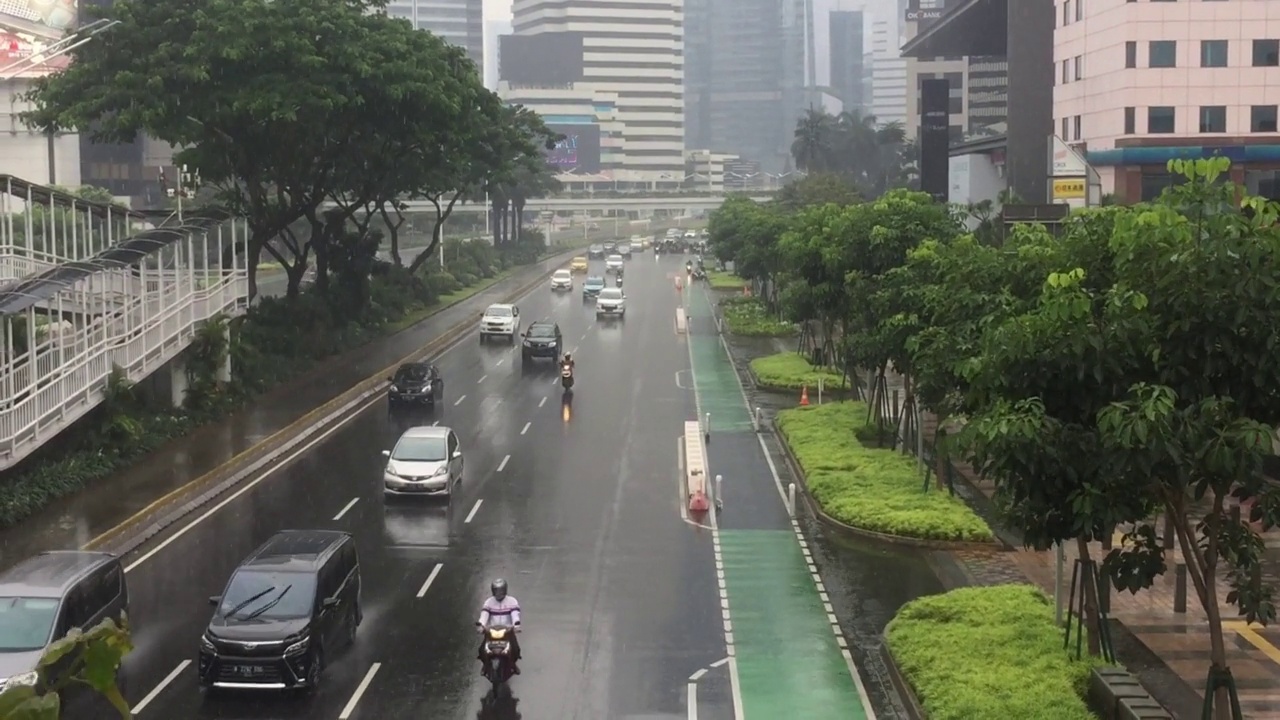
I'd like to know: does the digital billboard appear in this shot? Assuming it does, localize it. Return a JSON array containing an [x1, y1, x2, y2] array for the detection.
[[499, 33, 584, 86], [1, 0, 78, 77], [543, 124, 601, 174]]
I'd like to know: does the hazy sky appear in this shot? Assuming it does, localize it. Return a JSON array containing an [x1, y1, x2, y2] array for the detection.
[[486, 0, 511, 21]]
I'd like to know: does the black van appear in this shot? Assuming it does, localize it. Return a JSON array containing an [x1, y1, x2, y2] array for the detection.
[[198, 530, 361, 692], [0, 552, 128, 705]]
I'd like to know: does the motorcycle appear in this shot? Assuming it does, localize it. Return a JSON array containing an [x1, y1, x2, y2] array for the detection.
[[614, 274, 624, 287], [480, 622, 517, 689], [560, 363, 575, 390], [692, 268, 707, 281]]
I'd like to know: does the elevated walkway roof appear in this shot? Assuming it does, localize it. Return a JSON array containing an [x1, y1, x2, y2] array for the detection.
[[0, 174, 145, 219]]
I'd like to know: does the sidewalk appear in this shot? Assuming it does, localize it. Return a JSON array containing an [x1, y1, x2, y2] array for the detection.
[[922, 414, 1280, 719], [0, 227, 651, 569]]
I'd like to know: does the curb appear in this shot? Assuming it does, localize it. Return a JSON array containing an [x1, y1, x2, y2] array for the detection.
[[878, 638, 927, 720], [83, 250, 577, 555], [770, 416, 1002, 551]]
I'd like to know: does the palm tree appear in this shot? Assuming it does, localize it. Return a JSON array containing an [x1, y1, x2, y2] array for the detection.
[[791, 107, 836, 173], [507, 163, 562, 243], [789, 109, 912, 197]]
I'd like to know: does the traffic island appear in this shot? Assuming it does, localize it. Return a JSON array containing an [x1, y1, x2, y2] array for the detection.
[[774, 401, 996, 548], [885, 584, 1102, 720], [749, 351, 852, 396]]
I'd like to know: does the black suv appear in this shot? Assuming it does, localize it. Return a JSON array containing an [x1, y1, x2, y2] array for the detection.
[[587, 244, 605, 259], [199, 530, 362, 693], [387, 362, 443, 410], [521, 321, 563, 365]]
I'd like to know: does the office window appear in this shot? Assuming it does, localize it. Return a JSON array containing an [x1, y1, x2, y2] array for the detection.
[[1073, 115, 1082, 141], [1200, 40, 1228, 68], [1125, 41, 1137, 68], [1199, 106, 1226, 133], [1075, 0, 1082, 20], [1254, 40, 1280, 67], [1148, 106, 1176, 134], [1252, 105, 1278, 132], [1064, 0, 1071, 25], [1074, 56, 1083, 80], [1062, 59, 1069, 83], [1149, 41, 1177, 68], [1061, 117, 1069, 139], [1124, 107, 1136, 135]]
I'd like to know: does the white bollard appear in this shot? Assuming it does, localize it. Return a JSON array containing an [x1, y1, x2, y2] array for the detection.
[[754, 406, 763, 431], [787, 483, 797, 518], [705, 412, 711, 441], [818, 377, 824, 405], [715, 474, 723, 510]]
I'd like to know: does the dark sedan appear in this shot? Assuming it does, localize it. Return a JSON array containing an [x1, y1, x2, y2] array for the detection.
[[587, 244, 606, 259], [387, 362, 443, 409]]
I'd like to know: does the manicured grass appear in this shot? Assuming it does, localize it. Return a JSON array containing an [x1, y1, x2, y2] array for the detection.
[[886, 585, 1100, 720], [776, 402, 993, 542], [750, 351, 849, 391], [707, 270, 746, 290], [720, 298, 797, 337]]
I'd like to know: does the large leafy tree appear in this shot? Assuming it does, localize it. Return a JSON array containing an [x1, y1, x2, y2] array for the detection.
[[0, 617, 132, 719]]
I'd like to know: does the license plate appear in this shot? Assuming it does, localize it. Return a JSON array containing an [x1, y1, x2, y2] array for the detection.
[[487, 642, 509, 653], [234, 665, 267, 677]]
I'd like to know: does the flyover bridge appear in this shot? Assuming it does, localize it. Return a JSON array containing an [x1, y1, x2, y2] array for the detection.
[[402, 194, 773, 214], [0, 175, 249, 471]]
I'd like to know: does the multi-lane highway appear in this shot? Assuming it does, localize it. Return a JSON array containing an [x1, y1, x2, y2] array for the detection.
[[111, 246, 752, 719]]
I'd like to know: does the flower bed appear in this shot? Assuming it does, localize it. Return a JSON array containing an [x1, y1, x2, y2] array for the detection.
[[720, 298, 796, 337], [885, 584, 1100, 720], [706, 271, 746, 290], [776, 401, 993, 542], [749, 351, 849, 391]]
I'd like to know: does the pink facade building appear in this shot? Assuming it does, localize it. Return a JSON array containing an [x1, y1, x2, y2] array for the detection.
[[1055, 0, 1280, 203]]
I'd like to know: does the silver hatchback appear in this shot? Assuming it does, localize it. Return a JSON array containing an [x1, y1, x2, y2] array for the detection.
[[382, 426, 463, 500]]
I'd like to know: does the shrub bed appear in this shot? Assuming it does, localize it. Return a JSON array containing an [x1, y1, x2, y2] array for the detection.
[[885, 584, 1100, 720], [776, 401, 993, 542], [0, 234, 558, 531], [720, 297, 796, 337], [706, 270, 745, 290], [750, 352, 849, 391]]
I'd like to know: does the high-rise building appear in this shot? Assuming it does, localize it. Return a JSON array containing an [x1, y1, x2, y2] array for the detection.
[[509, 0, 684, 182], [904, 2, 965, 143], [869, 12, 907, 127], [684, 0, 809, 173], [385, 0, 484, 70], [829, 10, 866, 117]]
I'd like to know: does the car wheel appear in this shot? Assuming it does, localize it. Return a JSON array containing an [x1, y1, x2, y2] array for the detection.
[[346, 607, 358, 646], [479, 334, 486, 345], [305, 646, 324, 693]]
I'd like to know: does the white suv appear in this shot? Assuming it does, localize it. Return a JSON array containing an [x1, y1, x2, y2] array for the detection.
[[596, 288, 626, 318], [550, 269, 573, 291], [479, 303, 520, 343], [605, 254, 624, 273]]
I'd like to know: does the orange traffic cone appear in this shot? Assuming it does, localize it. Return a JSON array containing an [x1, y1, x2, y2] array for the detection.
[[799, 385, 810, 406]]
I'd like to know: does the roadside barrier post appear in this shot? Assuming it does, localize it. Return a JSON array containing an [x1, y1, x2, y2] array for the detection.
[[787, 483, 796, 518], [704, 412, 711, 443], [818, 377, 824, 405], [754, 406, 763, 431], [715, 474, 723, 511]]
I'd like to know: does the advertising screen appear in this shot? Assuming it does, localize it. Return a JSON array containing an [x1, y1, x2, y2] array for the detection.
[[1, 0, 78, 76], [543, 123, 601, 174], [499, 33, 584, 86]]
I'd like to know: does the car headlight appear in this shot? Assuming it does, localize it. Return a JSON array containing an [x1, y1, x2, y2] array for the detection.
[[432, 465, 448, 477], [284, 636, 310, 658], [199, 634, 217, 654], [0, 671, 38, 691], [388, 385, 398, 393]]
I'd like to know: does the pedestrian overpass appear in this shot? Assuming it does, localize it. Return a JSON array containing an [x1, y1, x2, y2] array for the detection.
[[0, 175, 249, 471], [402, 194, 774, 214]]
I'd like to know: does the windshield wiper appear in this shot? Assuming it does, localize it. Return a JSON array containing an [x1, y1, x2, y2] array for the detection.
[[241, 585, 292, 621], [224, 587, 276, 618]]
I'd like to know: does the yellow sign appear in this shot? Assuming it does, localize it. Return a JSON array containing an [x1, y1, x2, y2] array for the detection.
[[1053, 178, 1086, 199]]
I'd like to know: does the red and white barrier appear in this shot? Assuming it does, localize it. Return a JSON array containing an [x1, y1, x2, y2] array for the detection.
[[685, 420, 710, 512]]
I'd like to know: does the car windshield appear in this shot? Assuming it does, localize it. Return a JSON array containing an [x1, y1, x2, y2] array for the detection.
[[395, 365, 430, 382], [484, 307, 512, 318], [219, 571, 316, 620], [586, 277, 604, 286], [608, 255, 622, 262], [553, 271, 571, 278], [0, 597, 58, 651], [393, 436, 448, 461], [529, 325, 556, 338], [599, 289, 623, 300]]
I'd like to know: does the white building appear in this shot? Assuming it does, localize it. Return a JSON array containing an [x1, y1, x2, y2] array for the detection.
[[510, 0, 685, 184], [869, 15, 907, 126], [384, 0, 484, 69], [484, 20, 513, 90]]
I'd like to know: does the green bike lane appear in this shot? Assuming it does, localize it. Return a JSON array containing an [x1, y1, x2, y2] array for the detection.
[[685, 287, 873, 720]]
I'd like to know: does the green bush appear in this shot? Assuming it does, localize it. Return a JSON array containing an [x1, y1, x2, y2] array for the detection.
[[885, 585, 1100, 720], [750, 351, 849, 391], [721, 298, 796, 337], [707, 270, 745, 290], [777, 402, 993, 541]]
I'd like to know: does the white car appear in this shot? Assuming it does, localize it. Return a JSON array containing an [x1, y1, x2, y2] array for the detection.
[[479, 303, 520, 343], [684, 230, 697, 239], [382, 425, 463, 500], [630, 239, 644, 252], [550, 269, 573, 291], [605, 254, 624, 273], [596, 287, 626, 318]]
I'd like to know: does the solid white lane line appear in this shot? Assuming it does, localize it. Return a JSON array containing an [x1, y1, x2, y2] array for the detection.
[[333, 498, 359, 521], [338, 662, 382, 719], [521, 421, 531, 435], [477, 375, 487, 384], [688, 682, 698, 720], [454, 394, 466, 406], [496, 359, 504, 366], [464, 499, 484, 523], [581, 333, 588, 340], [431, 420, 440, 426], [497, 454, 510, 472], [132, 659, 190, 713], [416, 563, 443, 598], [124, 393, 383, 573], [539, 396, 547, 408]]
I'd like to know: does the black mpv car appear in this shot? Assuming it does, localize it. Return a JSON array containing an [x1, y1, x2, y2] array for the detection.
[[198, 530, 362, 693], [387, 362, 443, 409], [521, 322, 563, 365]]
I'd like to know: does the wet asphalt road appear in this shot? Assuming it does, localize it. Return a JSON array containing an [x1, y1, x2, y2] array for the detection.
[[112, 250, 736, 719]]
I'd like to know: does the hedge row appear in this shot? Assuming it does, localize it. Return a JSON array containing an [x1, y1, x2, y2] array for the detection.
[[776, 401, 993, 542], [0, 236, 549, 530], [886, 584, 1100, 720], [750, 352, 849, 392], [719, 297, 796, 337]]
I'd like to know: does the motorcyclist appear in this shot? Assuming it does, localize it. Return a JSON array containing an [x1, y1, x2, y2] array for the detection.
[[476, 578, 522, 674], [685, 259, 693, 274], [561, 353, 575, 374]]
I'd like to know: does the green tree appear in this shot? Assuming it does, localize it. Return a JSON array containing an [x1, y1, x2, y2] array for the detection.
[[773, 173, 861, 212], [789, 108, 911, 197], [0, 616, 132, 719], [706, 196, 788, 308]]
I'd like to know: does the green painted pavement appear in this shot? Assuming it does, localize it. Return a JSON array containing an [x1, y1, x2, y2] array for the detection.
[[686, 289, 754, 431], [719, 530, 869, 719]]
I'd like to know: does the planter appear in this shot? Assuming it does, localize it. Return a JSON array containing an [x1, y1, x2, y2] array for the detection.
[[748, 367, 857, 400], [770, 417, 1002, 551], [879, 640, 927, 720]]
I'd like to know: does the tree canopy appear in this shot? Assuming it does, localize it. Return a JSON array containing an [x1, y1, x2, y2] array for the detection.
[[23, 0, 558, 298], [790, 108, 916, 197]]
